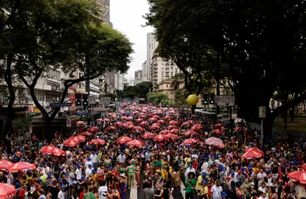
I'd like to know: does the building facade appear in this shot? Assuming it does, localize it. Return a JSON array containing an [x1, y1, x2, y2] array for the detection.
[[146, 32, 181, 91], [142, 61, 149, 82], [114, 73, 124, 91], [134, 70, 143, 85]]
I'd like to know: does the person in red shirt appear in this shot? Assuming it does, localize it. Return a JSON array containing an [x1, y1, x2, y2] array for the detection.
[[79, 187, 86, 199], [17, 184, 26, 199]]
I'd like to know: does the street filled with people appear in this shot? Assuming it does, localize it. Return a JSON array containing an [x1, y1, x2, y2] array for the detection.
[[1, 102, 306, 199]]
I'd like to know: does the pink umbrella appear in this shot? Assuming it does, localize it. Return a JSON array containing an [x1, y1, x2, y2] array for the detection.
[[150, 123, 160, 130], [8, 162, 36, 173], [0, 183, 16, 199], [171, 129, 180, 133], [76, 121, 85, 126], [81, 131, 93, 136], [184, 131, 198, 136], [142, 132, 156, 139], [159, 129, 170, 134], [182, 138, 200, 145], [89, 139, 106, 145], [117, 136, 132, 144], [205, 137, 225, 148], [0, 160, 13, 171], [165, 133, 180, 139], [126, 140, 144, 147], [288, 170, 306, 184], [39, 146, 66, 156], [241, 148, 264, 159], [63, 137, 80, 147], [153, 134, 166, 142]]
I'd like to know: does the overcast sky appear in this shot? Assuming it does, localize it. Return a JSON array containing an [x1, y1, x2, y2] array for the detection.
[[110, 0, 154, 80]]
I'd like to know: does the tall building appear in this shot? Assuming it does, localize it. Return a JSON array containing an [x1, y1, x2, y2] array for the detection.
[[147, 33, 157, 81], [146, 32, 181, 91], [114, 73, 124, 91], [134, 70, 143, 85], [96, 0, 110, 23], [142, 61, 149, 82]]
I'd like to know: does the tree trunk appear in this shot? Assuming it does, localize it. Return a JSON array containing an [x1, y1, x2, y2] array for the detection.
[[3, 54, 15, 153], [289, 108, 295, 122]]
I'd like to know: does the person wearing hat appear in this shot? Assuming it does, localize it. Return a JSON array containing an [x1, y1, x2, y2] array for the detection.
[[57, 184, 66, 199]]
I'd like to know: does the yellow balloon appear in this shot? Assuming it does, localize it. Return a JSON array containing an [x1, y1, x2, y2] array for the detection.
[[187, 94, 198, 106]]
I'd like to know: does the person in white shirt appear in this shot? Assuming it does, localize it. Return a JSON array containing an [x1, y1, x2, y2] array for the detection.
[[85, 164, 93, 178], [258, 192, 268, 199], [185, 165, 196, 178], [75, 164, 82, 180], [201, 159, 209, 173], [257, 169, 267, 185], [98, 180, 108, 199], [57, 185, 65, 199], [117, 152, 126, 164], [90, 152, 99, 169], [211, 180, 223, 199], [85, 158, 93, 168]]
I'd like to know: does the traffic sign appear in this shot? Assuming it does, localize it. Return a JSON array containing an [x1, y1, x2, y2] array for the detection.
[[259, 106, 266, 118], [66, 119, 71, 127], [214, 96, 235, 106], [50, 103, 72, 108]]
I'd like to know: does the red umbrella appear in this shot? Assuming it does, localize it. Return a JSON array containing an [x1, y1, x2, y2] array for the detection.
[[149, 117, 157, 122], [140, 121, 149, 126], [105, 126, 116, 131], [0, 160, 13, 171], [76, 121, 85, 126], [135, 119, 143, 123], [245, 147, 264, 154], [8, 162, 36, 173], [212, 129, 224, 134], [126, 140, 144, 147], [157, 120, 165, 124], [165, 133, 180, 139], [181, 122, 190, 127], [63, 137, 79, 147], [169, 120, 179, 125], [81, 131, 93, 136], [171, 129, 180, 133], [191, 124, 202, 131], [134, 126, 144, 132], [215, 123, 223, 128], [88, 126, 99, 132], [301, 163, 306, 171], [96, 118, 103, 122], [142, 132, 156, 139], [234, 126, 246, 131], [89, 139, 106, 145], [0, 183, 16, 199], [104, 118, 110, 123], [167, 125, 178, 130], [117, 136, 132, 144], [182, 138, 200, 145], [39, 146, 66, 156], [159, 129, 170, 134], [205, 137, 225, 148], [153, 134, 166, 142], [75, 135, 86, 142], [184, 131, 198, 136], [150, 123, 160, 130], [288, 170, 306, 184], [241, 148, 264, 159]]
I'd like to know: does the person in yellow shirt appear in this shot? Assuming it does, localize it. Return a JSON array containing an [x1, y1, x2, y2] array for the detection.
[[198, 179, 209, 199], [196, 173, 205, 194]]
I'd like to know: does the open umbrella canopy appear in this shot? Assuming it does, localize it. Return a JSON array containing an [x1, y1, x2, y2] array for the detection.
[[105, 126, 116, 131], [215, 123, 223, 128], [157, 120, 165, 124], [212, 129, 224, 134], [39, 146, 66, 156], [169, 120, 179, 125], [8, 162, 36, 173], [76, 121, 85, 126], [63, 137, 79, 147], [117, 136, 132, 144], [191, 124, 202, 131], [171, 129, 180, 133], [150, 123, 160, 130], [167, 125, 178, 130], [241, 148, 264, 159], [89, 139, 106, 145], [96, 118, 103, 122], [159, 129, 170, 134], [74, 135, 86, 142], [88, 126, 99, 132], [165, 133, 180, 139], [205, 137, 225, 148], [182, 138, 200, 145], [0, 160, 13, 171], [81, 131, 93, 136], [184, 131, 198, 136], [153, 134, 166, 142], [288, 170, 306, 184], [142, 132, 156, 139], [126, 140, 144, 147], [0, 183, 16, 199]]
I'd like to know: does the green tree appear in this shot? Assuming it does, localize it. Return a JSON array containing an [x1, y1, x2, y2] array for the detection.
[[146, 0, 306, 138], [147, 92, 169, 105], [1, 0, 133, 140], [134, 81, 153, 99]]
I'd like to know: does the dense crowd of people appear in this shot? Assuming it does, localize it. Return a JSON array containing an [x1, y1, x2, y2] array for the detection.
[[1, 102, 306, 199]]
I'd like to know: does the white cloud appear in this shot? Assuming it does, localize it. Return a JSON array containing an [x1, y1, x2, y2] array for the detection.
[[110, 0, 154, 80]]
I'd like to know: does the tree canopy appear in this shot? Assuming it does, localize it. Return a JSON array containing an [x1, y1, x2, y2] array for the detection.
[[117, 81, 153, 100], [0, 0, 133, 140], [146, 0, 306, 137]]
